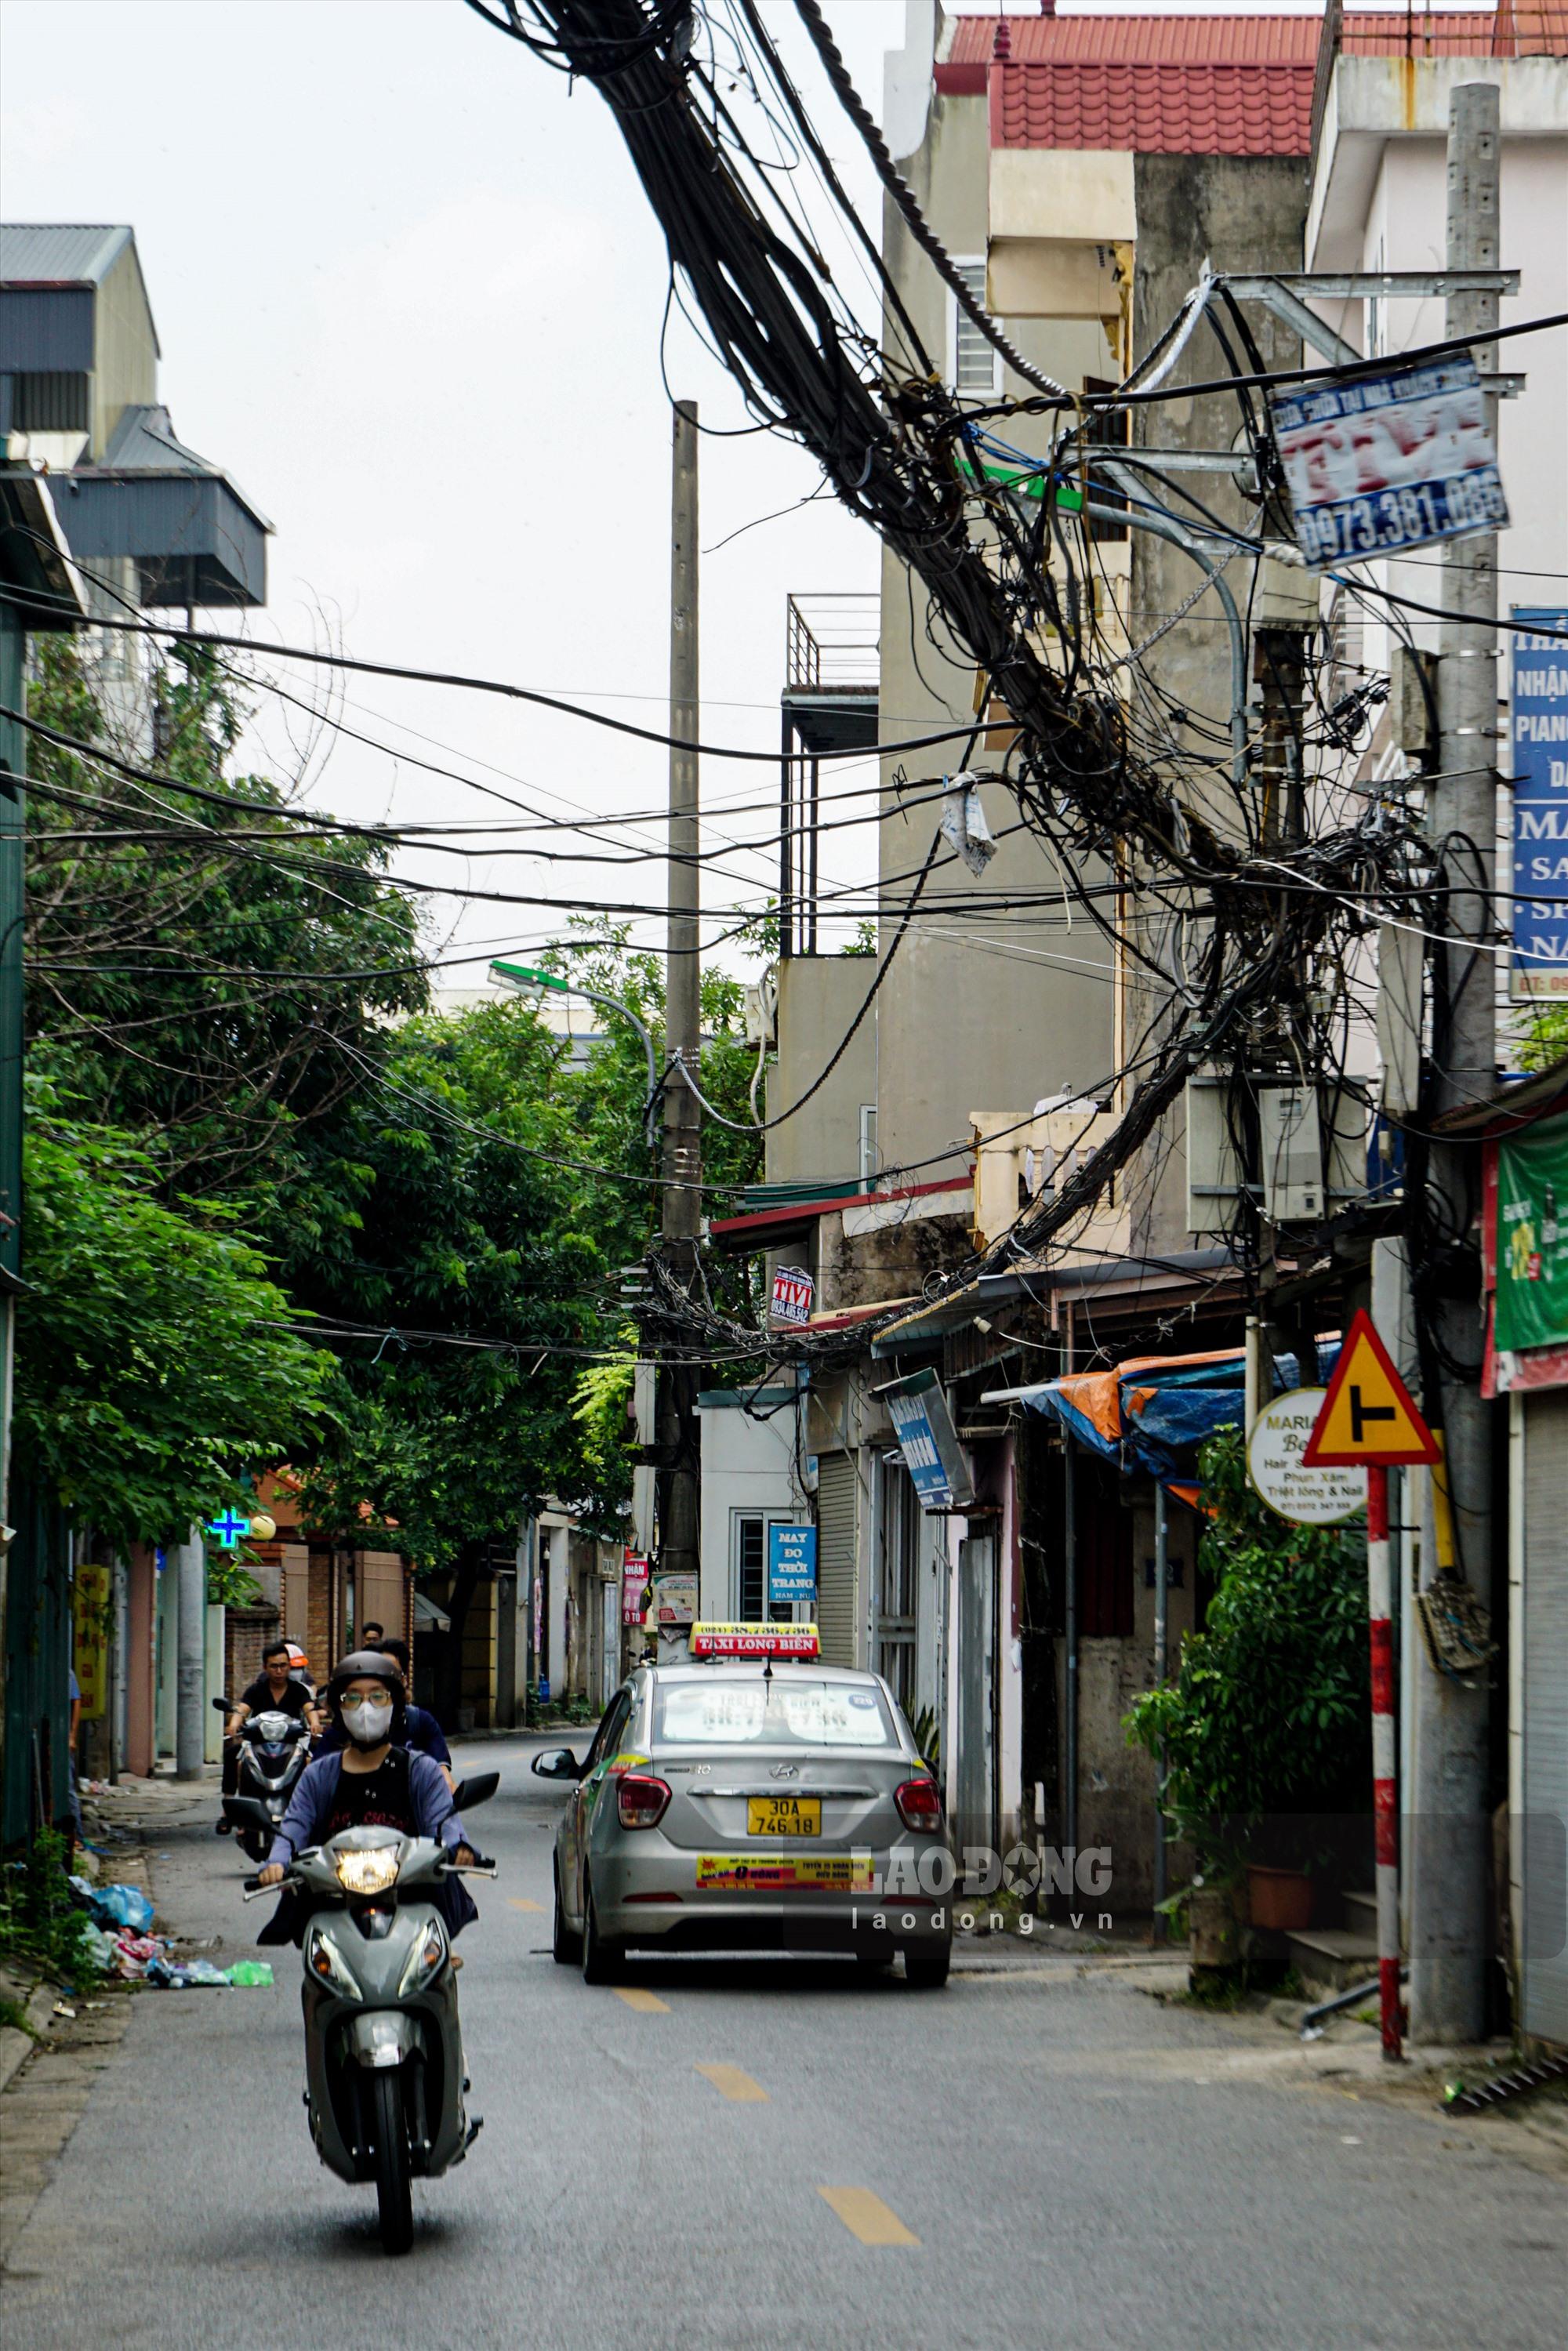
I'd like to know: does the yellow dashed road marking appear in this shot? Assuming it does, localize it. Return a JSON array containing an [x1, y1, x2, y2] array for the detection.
[[695, 2063, 768, 2103], [612, 1986, 670, 2013], [507, 1897, 545, 1914], [818, 2187, 920, 2246]]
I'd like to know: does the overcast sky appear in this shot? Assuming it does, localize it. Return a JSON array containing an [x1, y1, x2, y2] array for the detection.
[[3, 1, 1333, 978]]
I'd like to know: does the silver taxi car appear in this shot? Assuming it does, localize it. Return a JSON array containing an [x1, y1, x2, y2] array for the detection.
[[532, 1624, 953, 1986]]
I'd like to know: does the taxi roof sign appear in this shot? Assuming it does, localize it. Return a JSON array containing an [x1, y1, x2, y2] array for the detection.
[[689, 1622, 820, 1660], [1301, 1310, 1439, 1468]]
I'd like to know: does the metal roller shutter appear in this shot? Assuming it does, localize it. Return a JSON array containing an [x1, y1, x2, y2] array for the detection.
[[815, 1453, 859, 1669], [1523, 1389, 1568, 2044]]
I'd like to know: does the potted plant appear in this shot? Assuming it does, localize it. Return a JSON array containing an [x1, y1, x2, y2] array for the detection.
[[1126, 1426, 1371, 1975]]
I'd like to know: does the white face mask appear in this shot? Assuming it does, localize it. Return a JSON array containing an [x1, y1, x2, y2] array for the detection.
[[341, 1698, 394, 1748]]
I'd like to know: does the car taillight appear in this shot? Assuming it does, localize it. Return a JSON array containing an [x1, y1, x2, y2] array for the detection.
[[616, 1773, 672, 1830], [895, 1777, 944, 1833]]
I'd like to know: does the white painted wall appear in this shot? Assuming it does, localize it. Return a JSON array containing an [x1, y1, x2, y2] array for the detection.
[[696, 1394, 811, 1620]]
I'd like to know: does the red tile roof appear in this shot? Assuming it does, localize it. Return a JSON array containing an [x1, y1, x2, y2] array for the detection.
[[938, 12, 1320, 151], [943, 14, 1324, 71], [992, 59, 1315, 153], [1340, 8, 1568, 56], [936, 10, 1568, 156]]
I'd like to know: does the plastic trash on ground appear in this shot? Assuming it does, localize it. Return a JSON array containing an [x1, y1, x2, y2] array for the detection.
[[113, 1932, 163, 1979], [225, 1961, 274, 1987], [94, 1884, 155, 1934]]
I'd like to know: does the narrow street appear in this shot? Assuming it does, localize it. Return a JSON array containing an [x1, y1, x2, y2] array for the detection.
[[3, 1747, 1564, 2350]]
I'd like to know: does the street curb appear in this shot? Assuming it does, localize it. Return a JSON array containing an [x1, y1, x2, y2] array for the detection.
[[0, 1983, 62, 2097]]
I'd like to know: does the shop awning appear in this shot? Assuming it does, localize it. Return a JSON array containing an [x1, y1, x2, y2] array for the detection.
[[412, 1590, 452, 1632]]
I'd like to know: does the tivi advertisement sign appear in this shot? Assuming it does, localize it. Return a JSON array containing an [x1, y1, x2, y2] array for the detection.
[[769, 1264, 814, 1327], [1272, 354, 1507, 568]]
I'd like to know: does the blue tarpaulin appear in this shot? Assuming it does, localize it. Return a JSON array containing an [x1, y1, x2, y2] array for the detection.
[[1019, 1341, 1340, 1493]]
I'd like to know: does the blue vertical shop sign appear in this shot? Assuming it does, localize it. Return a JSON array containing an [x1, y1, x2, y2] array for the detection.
[[768, 1524, 817, 1608], [1512, 609, 1568, 998]]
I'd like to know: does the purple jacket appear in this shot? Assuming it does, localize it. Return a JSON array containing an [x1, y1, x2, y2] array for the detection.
[[267, 1747, 466, 1867]]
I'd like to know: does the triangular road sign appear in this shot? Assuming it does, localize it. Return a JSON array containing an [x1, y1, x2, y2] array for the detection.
[[1303, 1309, 1439, 1468]]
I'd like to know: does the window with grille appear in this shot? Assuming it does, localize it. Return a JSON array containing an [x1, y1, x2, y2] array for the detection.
[[951, 259, 1001, 396], [731, 1511, 795, 1622], [875, 1457, 919, 1715]]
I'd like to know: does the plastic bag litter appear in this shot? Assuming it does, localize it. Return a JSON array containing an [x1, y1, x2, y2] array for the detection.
[[81, 1922, 118, 1971], [114, 1932, 163, 1978], [144, 1955, 274, 1990], [95, 1884, 154, 1933]]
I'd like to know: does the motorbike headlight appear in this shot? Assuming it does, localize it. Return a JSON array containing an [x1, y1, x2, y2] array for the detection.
[[397, 1920, 448, 1997], [335, 1846, 401, 1896], [305, 1925, 362, 2001]]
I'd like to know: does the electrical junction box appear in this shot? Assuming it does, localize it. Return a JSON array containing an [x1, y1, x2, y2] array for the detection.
[[1184, 1072, 1243, 1234], [1258, 1084, 1324, 1221], [1389, 646, 1438, 756]]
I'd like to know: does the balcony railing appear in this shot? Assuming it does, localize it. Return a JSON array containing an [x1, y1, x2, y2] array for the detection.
[[785, 592, 880, 693]]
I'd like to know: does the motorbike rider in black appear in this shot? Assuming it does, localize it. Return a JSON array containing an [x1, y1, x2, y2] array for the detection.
[[220, 1639, 321, 1816], [256, 1653, 476, 1946]]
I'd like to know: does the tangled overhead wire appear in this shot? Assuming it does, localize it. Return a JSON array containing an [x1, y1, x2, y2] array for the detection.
[[466, 0, 1462, 1360]]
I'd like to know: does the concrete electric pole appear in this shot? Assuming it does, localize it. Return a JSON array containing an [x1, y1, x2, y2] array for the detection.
[[1409, 81, 1501, 2044], [174, 1527, 207, 1781], [656, 399, 702, 1616]]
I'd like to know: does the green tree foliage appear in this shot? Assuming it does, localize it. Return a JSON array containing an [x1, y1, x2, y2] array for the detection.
[[24, 637, 426, 1216], [14, 1083, 333, 1547], [22, 651, 767, 1597], [1124, 1427, 1370, 1872], [1516, 1006, 1568, 1074]]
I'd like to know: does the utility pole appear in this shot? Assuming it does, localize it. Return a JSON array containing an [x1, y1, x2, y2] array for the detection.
[[173, 1527, 206, 1781], [656, 400, 702, 1626], [1409, 81, 1501, 2045]]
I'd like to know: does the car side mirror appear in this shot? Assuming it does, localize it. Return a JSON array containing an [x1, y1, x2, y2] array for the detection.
[[448, 1772, 499, 1810], [531, 1747, 582, 1781]]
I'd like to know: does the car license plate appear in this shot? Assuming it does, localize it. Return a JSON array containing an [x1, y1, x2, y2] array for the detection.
[[747, 1794, 820, 1838]]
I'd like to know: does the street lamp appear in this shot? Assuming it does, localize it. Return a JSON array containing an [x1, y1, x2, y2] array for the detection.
[[489, 960, 661, 1147]]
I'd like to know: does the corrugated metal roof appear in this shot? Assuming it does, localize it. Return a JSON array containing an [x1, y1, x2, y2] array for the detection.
[[101, 402, 217, 476], [0, 223, 134, 287]]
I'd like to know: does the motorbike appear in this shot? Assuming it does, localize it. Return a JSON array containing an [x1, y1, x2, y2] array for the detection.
[[214, 1695, 314, 1863], [231, 1772, 498, 2256]]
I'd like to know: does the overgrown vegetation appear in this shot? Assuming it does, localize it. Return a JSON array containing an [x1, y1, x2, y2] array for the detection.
[[0, 1830, 102, 1989]]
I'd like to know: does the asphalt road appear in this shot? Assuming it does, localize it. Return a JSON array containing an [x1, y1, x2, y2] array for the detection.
[[3, 1734, 1566, 2350]]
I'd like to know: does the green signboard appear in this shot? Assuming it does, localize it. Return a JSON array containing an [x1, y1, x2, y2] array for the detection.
[[1495, 1109, 1568, 1353]]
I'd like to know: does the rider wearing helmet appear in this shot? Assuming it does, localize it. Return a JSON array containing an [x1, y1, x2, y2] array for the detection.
[[256, 1652, 477, 1944], [314, 1638, 455, 1787]]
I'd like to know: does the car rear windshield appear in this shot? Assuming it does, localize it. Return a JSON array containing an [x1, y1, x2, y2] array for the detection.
[[653, 1678, 899, 1750]]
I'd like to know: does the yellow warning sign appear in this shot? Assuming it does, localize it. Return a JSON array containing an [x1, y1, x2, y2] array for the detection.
[[1303, 1310, 1439, 1467]]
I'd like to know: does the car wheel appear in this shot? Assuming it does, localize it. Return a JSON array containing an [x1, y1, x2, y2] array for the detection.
[[553, 1859, 582, 1965], [902, 1942, 952, 1990], [580, 1878, 622, 1986]]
